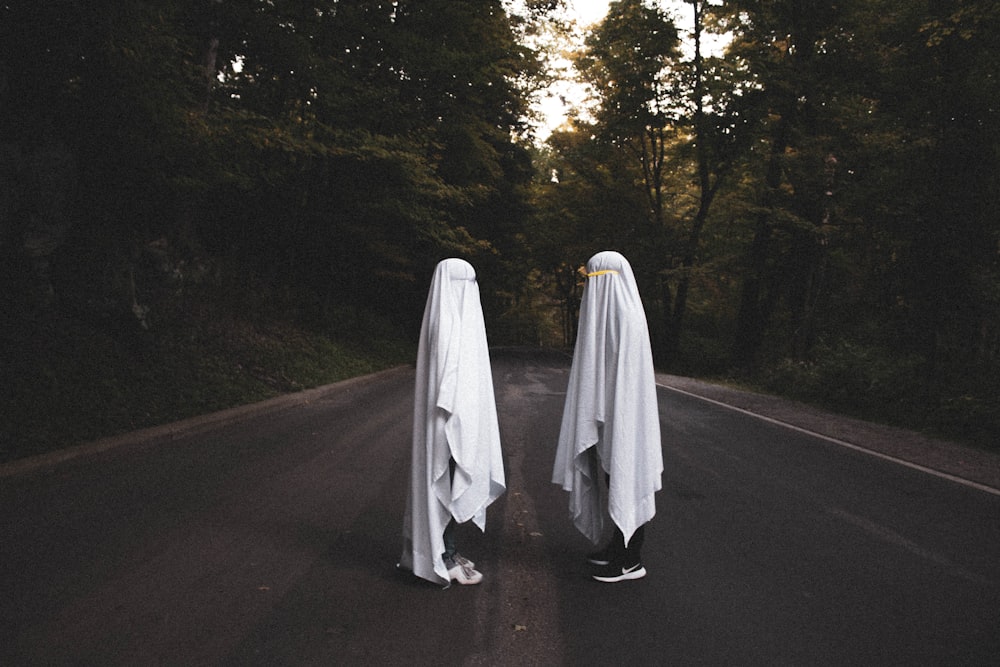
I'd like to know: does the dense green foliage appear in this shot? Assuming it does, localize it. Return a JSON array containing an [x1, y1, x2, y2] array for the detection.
[[2, 0, 997, 457], [1, 0, 541, 331]]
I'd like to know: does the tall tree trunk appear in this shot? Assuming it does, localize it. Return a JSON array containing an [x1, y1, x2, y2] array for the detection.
[[732, 112, 789, 370], [662, 0, 726, 364]]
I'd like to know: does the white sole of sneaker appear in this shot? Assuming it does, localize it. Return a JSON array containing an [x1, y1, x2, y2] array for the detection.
[[592, 565, 647, 583], [448, 564, 483, 585]]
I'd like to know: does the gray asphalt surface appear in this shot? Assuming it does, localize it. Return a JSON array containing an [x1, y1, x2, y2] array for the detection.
[[3, 347, 999, 665]]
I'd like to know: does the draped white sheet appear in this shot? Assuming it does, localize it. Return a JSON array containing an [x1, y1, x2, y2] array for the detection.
[[400, 259, 506, 586], [552, 251, 663, 547]]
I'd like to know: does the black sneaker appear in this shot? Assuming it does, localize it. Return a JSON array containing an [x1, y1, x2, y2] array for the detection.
[[591, 561, 646, 583]]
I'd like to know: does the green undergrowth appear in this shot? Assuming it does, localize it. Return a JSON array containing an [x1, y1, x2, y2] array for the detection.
[[1, 293, 415, 465], [741, 343, 999, 453]]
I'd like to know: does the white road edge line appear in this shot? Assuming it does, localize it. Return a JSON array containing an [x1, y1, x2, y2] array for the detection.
[[658, 382, 1000, 498]]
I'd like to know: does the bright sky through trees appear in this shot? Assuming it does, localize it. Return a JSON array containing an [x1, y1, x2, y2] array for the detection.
[[532, 0, 610, 139], [533, 0, 727, 139], [570, 0, 613, 25]]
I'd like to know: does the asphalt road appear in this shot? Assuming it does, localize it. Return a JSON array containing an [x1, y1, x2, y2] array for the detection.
[[2, 348, 999, 666]]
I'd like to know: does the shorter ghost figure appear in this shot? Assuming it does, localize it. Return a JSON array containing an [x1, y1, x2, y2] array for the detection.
[[400, 258, 506, 587]]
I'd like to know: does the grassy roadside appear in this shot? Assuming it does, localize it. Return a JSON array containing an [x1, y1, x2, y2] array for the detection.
[[1, 296, 415, 465]]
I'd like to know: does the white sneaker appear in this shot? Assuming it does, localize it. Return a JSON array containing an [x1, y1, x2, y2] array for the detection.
[[448, 560, 483, 585]]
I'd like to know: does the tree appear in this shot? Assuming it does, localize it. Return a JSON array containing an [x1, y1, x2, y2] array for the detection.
[[187, 0, 545, 331], [1, 0, 549, 341], [529, 130, 649, 344], [719, 0, 866, 369], [569, 0, 682, 359], [555, 0, 741, 363], [662, 0, 745, 361]]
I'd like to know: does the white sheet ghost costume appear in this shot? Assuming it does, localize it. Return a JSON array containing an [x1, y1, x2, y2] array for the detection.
[[400, 258, 506, 587], [552, 251, 663, 551]]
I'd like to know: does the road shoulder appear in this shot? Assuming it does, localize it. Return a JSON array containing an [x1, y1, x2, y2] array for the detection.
[[657, 373, 1000, 494]]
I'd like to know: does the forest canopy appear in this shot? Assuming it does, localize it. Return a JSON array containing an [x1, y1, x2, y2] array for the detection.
[[2, 0, 998, 453]]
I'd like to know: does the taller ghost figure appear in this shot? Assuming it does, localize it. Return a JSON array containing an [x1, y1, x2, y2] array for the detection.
[[553, 251, 663, 582], [400, 258, 506, 587]]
